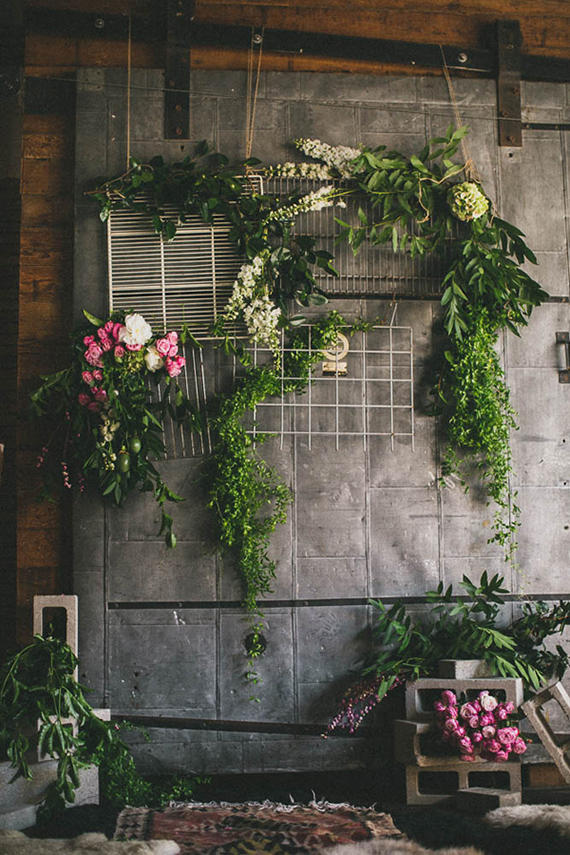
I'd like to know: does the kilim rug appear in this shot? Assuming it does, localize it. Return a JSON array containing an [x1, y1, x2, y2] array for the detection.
[[114, 800, 405, 854]]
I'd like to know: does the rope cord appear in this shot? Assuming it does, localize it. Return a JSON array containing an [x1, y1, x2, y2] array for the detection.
[[245, 28, 264, 162], [126, 12, 132, 170], [439, 45, 480, 184]]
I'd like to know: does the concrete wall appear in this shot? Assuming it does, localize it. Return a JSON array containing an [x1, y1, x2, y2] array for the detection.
[[73, 69, 570, 775]]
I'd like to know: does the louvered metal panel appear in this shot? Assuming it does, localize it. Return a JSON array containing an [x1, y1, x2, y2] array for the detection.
[[265, 177, 455, 297], [108, 178, 263, 336]]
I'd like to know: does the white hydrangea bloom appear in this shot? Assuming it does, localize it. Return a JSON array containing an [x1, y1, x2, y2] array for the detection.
[[447, 182, 489, 222]]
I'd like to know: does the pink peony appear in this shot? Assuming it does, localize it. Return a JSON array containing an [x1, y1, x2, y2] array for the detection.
[[472, 731, 483, 744], [82, 371, 93, 385], [78, 392, 90, 406], [441, 690, 457, 707], [155, 337, 171, 357], [512, 737, 527, 755], [482, 725, 496, 739], [165, 354, 186, 378]]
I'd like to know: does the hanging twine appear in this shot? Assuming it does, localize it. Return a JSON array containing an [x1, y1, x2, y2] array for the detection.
[[245, 28, 264, 163], [126, 13, 132, 171], [439, 45, 481, 185]]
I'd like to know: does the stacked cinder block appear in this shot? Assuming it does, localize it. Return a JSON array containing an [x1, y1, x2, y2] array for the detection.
[[394, 660, 524, 807], [522, 681, 570, 784]]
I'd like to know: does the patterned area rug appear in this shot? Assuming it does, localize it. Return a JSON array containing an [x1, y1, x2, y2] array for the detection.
[[114, 801, 404, 854]]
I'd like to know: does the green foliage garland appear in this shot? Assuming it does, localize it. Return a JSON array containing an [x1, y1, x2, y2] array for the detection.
[[327, 572, 570, 734]]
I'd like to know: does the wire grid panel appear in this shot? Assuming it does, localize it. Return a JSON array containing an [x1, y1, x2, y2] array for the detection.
[[242, 324, 415, 451], [265, 176, 456, 297], [107, 177, 263, 337]]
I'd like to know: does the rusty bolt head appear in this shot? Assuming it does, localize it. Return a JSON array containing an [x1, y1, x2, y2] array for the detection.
[[457, 52, 468, 64]]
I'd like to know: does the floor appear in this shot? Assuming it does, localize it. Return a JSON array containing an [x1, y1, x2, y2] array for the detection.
[[23, 771, 570, 855]]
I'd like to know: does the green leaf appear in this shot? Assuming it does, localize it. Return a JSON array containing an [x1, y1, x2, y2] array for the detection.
[[83, 309, 104, 327]]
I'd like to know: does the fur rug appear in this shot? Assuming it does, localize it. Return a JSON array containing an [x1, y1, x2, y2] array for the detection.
[[0, 830, 180, 854], [326, 840, 484, 854], [485, 804, 570, 838]]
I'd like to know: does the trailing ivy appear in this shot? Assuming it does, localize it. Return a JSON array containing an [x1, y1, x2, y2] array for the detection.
[[208, 312, 360, 687]]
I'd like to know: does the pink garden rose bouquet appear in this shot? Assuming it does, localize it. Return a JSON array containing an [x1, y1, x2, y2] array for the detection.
[[433, 689, 527, 761], [32, 309, 190, 547]]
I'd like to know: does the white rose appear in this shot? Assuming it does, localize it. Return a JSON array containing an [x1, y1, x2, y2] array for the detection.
[[479, 691, 498, 712], [144, 345, 164, 372], [119, 313, 153, 348]]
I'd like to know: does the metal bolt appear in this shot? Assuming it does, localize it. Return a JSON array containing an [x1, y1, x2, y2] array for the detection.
[[252, 33, 263, 45], [457, 52, 468, 64], [94, 17, 105, 29], [175, 103, 182, 112]]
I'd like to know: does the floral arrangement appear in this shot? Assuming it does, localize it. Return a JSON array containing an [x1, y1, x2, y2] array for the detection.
[[434, 689, 527, 761], [32, 309, 189, 547], [447, 181, 489, 222]]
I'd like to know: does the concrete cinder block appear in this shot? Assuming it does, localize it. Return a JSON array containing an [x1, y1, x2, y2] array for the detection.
[[456, 787, 522, 812], [33, 596, 79, 679], [0, 761, 99, 829], [438, 660, 494, 679], [405, 760, 521, 806], [405, 677, 524, 722], [522, 681, 570, 783]]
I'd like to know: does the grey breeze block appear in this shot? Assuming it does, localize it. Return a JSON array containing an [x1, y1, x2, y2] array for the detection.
[[397, 675, 524, 805], [521, 681, 570, 784]]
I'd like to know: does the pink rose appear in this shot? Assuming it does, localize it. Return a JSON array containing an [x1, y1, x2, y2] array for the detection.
[[460, 702, 478, 720], [444, 718, 459, 733], [460, 753, 477, 762], [83, 335, 95, 345], [103, 320, 115, 334], [444, 706, 458, 719], [434, 701, 446, 714], [483, 739, 501, 755], [472, 700, 482, 713], [504, 701, 515, 714], [468, 716, 480, 729], [166, 330, 178, 345], [92, 369, 103, 381], [482, 725, 496, 739], [125, 341, 142, 352], [497, 727, 518, 746], [479, 713, 495, 727], [114, 345, 126, 361], [82, 371, 93, 385], [495, 750, 509, 762], [112, 322, 124, 341], [165, 354, 186, 378], [155, 337, 171, 357], [93, 388, 107, 403], [496, 706, 508, 720], [512, 737, 527, 755], [100, 336, 113, 352], [457, 736, 473, 754], [87, 401, 101, 413], [168, 343, 178, 357], [84, 342, 103, 367], [472, 731, 483, 744], [78, 393, 90, 406], [441, 690, 457, 707], [454, 725, 466, 738]]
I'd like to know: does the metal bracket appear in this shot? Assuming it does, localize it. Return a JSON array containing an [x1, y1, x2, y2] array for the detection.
[[497, 20, 523, 147], [164, 0, 195, 139], [556, 331, 570, 383]]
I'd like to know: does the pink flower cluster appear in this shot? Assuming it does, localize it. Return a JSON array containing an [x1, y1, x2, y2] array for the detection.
[[83, 320, 125, 367], [78, 368, 107, 412], [434, 689, 527, 762], [155, 331, 185, 378]]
